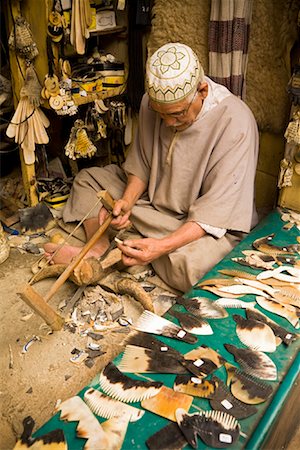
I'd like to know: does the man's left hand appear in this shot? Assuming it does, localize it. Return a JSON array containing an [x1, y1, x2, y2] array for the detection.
[[116, 237, 165, 266]]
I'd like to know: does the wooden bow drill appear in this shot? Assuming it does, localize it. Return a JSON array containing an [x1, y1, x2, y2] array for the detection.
[[18, 190, 116, 331]]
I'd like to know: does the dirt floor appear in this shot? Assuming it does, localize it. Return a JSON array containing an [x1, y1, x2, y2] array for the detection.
[[0, 227, 176, 449]]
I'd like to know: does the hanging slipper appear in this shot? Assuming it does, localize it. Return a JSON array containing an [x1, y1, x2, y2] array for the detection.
[[8, 16, 39, 61]]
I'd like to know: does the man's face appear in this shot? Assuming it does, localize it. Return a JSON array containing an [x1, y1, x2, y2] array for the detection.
[[148, 83, 207, 131]]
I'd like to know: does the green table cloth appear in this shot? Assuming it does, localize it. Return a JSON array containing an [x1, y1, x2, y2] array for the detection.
[[35, 209, 300, 449]]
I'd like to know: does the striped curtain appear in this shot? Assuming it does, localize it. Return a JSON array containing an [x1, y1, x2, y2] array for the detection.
[[208, 0, 253, 99]]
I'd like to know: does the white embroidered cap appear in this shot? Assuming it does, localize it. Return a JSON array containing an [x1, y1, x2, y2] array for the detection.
[[146, 42, 204, 104]]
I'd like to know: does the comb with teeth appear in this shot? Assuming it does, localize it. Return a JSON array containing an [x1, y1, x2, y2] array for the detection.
[[175, 408, 240, 448], [99, 362, 163, 403], [168, 308, 213, 335], [209, 376, 258, 419], [225, 363, 273, 404], [134, 310, 198, 343], [118, 345, 187, 374], [224, 343, 277, 381], [233, 314, 277, 353], [83, 388, 144, 422], [246, 308, 297, 345]]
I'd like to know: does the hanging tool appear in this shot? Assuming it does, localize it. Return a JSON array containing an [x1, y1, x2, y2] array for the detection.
[[18, 190, 116, 330]]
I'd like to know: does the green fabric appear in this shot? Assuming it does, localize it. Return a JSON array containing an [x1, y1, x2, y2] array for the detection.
[[35, 209, 300, 449]]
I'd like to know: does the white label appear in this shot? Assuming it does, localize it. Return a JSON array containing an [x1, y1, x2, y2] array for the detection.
[[285, 334, 292, 339], [177, 329, 186, 338], [191, 377, 202, 384], [221, 399, 233, 410], [160, 346, 168, 352], [219, 433, 233, 444], [193, 359, 204, 367], [80, 90, 87, 97]]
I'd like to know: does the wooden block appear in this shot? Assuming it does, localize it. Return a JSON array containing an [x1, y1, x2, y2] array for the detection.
[[0, 211, 19, 227]]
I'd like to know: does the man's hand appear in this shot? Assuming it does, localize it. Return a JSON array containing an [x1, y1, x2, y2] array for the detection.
[[116, 237, 166, 266], [98, 199, 132, 230]]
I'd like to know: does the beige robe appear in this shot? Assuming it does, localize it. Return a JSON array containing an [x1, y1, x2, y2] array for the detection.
[[63, 91, 259, 292]]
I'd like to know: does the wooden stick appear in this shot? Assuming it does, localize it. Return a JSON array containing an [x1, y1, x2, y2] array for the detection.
[[44, 213, 112, 302]]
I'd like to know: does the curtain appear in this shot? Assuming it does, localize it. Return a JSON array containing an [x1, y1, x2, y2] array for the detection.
[[208, 0, 253, 98]]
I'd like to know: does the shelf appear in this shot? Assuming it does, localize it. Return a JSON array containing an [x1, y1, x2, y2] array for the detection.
[[89, 26, 127, 37], [72, 84, 126, 106]]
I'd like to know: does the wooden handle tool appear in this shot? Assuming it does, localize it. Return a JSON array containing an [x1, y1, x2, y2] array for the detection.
[[18, 191, 116, 330]]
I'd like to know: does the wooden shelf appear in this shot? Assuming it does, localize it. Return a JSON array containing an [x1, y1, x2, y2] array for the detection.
[[89, 26, 127, 37], [72, 84, 126, 106]]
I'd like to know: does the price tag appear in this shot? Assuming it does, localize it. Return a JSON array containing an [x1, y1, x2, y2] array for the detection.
[[193, 358, 204, 367], [160, 346, 168, 352], [191, 377, 202, 384], [221, 399, 233, 410], [177, 330, 186, 338], [219, 433, 232, 444]]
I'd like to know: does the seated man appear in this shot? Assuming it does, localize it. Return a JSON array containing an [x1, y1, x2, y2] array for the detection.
[[45, 42, 259, 293]]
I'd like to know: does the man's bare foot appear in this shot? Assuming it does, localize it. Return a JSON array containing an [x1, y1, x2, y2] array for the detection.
[[43, 242, 109, 264]]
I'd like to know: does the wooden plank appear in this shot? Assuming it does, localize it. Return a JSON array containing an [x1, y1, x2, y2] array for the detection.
[[0, 211, 19, 227]]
